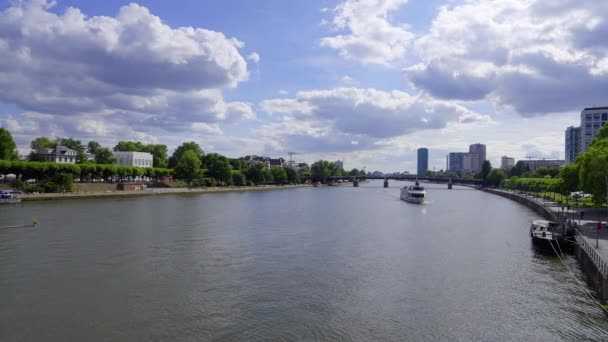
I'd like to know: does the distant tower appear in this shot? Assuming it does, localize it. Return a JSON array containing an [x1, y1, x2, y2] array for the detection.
[[417, 148, 429, 176]]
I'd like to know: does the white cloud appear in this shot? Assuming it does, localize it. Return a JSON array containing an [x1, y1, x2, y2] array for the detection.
[[247, 52, 261, 64], [0, 0, 254, 144], [407, 0, 608, 115], [320, 0, 413, 65], [258, 87, 490, 153]]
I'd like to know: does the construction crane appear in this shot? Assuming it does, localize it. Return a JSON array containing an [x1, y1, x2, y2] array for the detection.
[[288, 152, 299, 166]]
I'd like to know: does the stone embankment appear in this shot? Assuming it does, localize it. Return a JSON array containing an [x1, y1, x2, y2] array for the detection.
[[479, 187, 608, 302]]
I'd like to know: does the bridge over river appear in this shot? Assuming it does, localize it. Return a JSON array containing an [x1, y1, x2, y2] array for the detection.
[[325, 175, 483, 186]]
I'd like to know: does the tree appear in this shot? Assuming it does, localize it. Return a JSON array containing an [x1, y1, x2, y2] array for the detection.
[[509, 160, 530, 178], [114, 141, 144, 152], [245, 163, 265, 185], [486, 168, 506, 187], [232, 171, 246, 186], [480, 160, 492, 185], [144, 144, 168, 168], [0, 128, 17, 160], [169, 142, 204, 168], [30, 136, 54, 151], [311, 160, 332, 183], [95, 147, 117, 165], [559, 163, 579, 194], [284, 166, 300, 184], [578, 144, 608, 206], [270, 166, 288, 185], [204, 153, 233, 185], [174, 150, 202, 185], [87, 141, 101, 155]]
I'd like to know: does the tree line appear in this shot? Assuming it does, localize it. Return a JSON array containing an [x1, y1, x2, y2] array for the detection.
[[0, 128, 368, 192]]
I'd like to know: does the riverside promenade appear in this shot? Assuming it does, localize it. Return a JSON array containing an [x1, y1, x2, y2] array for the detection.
[[482, 187, 608, 300]]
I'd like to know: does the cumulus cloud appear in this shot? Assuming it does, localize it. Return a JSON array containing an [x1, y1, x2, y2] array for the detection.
[[0, 0, 254, 143], [407, 0, 608, 115], [258, 87, 490, 153], [320, 0, 413, 65]]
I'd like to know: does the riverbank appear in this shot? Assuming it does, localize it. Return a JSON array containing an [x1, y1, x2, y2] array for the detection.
[[20, 184, 311, 201], [479, 186, 608, 303]]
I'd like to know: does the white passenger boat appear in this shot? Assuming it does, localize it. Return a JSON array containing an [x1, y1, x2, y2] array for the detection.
[[0, 190, 22, 204], [400, 181, 426, 204], [529, 220, 559, 251]]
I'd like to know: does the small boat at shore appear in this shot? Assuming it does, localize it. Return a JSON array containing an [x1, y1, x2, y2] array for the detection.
[[400, 181, 426, 204], [529, 220, 559, 251], [0, 190, 22, 204]]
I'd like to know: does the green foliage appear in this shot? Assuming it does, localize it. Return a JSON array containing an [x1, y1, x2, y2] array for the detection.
[[231, 170, 246, 186], [486, 168, 506, 187], [559, 163, 579, 194], [174, 150, 202, 184], [270, 166, 288, 185], [87, 141, 101, 154], [203, 153, 233, 185], [230, 158, 248, 170], [508, 160, 530, 178], [480, 160, 492, 184], [245, 163, 265, 185], [113, 141, 145, 152], [578, 143, 608, 205], [169, 141, 204, 168], [0, 128, 17, 160], [284, 166, 300, 184], [503, 177, 563, 194], [94, 147, 116, 165]]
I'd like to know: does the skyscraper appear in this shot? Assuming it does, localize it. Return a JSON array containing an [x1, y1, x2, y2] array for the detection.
[[448, 152, 466, 173], [468, 143, 486, 172], [501, 156, 515, 170], [565, 126, 581, 164], [417, 148, 428, 176]]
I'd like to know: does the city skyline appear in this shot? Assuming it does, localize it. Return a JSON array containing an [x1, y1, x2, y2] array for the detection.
[[0, 0, 603, 172]]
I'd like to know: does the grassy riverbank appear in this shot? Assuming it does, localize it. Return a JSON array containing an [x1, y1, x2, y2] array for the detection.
[[20, 184, 312, 201]]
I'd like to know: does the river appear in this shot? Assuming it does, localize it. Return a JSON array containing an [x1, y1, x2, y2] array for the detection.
[[1, 181, 608, 341]]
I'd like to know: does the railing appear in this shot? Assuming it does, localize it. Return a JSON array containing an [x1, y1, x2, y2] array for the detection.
[[576, 231, 608, 279]]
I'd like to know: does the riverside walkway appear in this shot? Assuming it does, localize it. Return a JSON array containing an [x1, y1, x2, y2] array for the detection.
[[486, 188, 608, 279]]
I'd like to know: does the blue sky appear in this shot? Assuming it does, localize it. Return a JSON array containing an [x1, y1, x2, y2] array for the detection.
[[1, 0, 603, 172]]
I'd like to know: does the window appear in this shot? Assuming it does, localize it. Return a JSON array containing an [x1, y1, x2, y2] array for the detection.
[[603, 113, 607, 120], [594, 113, 600, 119], [587, 114, 592, 119]]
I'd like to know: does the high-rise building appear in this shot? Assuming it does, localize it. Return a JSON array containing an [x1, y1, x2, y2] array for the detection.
[[468, 143, 487, 172], [417, 148, 428, 176], [565, 126, 581, 164], [500, 156, 515, 170], [581, 107, 608, 152], [447, 152, 466, 173], [335, 160, 344, 169]]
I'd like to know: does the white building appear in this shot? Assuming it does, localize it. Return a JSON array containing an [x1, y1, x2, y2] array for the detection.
[[39, 146, 77, 164], [113, 151, 153, 168], [501, 156, 515, 170], [581, 107, 608, 152]]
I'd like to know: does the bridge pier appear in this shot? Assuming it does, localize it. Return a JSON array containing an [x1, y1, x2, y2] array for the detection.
[[383, 177, 389, 188], [353, 178, 359, 187]]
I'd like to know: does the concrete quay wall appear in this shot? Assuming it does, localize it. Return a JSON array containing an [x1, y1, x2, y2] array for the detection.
[[479, 187, 608, 301]]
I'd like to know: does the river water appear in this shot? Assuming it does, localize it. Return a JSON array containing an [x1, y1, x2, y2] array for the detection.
[[1, 181, 608, 341]]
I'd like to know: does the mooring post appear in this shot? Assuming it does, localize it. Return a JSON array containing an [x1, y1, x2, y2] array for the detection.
[[353, 178, 359, 187], [383, 177, 389, 188], [448, 178, 453, 190]]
